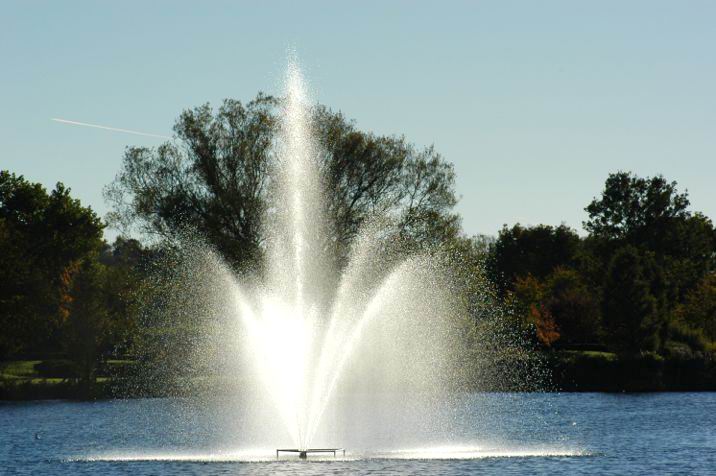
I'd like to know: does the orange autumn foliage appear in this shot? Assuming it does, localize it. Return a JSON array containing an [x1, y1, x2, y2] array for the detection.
[[58, 261, 81, 323], [529, 303, 560, 347]]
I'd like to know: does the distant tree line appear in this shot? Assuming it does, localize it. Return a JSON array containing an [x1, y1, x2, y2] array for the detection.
[[2, 94, 715, 396], [487, 172, 716, 356], [0, 171, 166, 392], [1, 94, 463, 394]]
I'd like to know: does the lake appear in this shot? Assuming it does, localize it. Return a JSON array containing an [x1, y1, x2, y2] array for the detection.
[[1, 392, 714, 475]]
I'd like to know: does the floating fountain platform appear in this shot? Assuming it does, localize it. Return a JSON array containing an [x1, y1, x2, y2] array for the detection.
[[276, 448, 345, 459]]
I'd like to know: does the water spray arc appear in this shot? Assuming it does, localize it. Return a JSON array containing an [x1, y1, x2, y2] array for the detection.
[[163, 56, 469, 458]]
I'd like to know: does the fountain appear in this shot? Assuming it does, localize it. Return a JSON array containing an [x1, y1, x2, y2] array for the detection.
[[220, 58, 466, 456], [132, 56, 544, 460]]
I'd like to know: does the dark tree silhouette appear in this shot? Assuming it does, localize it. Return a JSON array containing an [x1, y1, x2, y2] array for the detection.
[[105, 95, 459, 269], [0, 171, 104, 358], [585, 171, 715, 302], [602, 246, 663, 354], [488, 223, 580, 294]]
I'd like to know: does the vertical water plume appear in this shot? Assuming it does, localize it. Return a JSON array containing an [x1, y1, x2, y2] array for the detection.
[[260, 55, 330, 449], [233, 57, 462, 450], [131, 53, 546, 454]]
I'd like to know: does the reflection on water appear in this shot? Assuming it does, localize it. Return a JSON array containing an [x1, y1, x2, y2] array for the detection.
[[2, 393, 715, 475]]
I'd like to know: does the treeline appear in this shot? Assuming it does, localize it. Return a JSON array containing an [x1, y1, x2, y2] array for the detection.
[[1, 94, 715, 396], [2, 91, 465, 397], [0, 171, 156, 395], [485, 172, 716, 359], [2, 168, 715, 396]]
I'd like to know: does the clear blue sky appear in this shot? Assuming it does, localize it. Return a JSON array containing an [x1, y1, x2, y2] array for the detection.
[[2, 1, 714, 240]]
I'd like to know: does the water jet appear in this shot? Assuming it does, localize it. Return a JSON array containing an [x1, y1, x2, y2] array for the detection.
[[154, 55, 491, 457]]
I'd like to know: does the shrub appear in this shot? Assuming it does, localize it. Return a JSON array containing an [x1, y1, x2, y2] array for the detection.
[[667, 321, 708, 353]]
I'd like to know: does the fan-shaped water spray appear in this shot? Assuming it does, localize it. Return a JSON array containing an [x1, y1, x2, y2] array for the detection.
[[132, 56, 545, 456], [217, 58, 464, 450]]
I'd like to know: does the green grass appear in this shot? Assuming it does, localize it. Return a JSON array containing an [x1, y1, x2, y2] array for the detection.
[[1, 362, 115, 400], [0, 360, 71, 384], [27, 378, 65, 385], [1, 359, 138, 380], [105, 359, 134, 365], [0, 360, 42, 379], [560, 350, 618, 360], [577, 351, 618, 360]]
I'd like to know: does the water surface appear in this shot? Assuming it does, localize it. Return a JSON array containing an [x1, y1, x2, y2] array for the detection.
[[1, 393, 714, 475]]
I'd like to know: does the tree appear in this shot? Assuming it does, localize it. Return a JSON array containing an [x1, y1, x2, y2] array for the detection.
[[512, 268, 601, 347], [315, 105, 459, 250], [513, 274, 560, 347], [0, 217, 52, 357], [544, 267, 601, 345], [675, 273, 716, 341], [488, 223, 581, 294], [105, 95, 460, 269], [585, 172, 690, 241], [98, 237, 153, 356], [0, 171, 104, 358], [61, 238, 152, 396], [659, 213, 716, 300], [64, 259, 110, 395], [584, 171, 716, 301], [602, 246, 663, 354]]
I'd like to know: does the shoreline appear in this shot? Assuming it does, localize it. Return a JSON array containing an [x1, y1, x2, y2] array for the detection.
[[3, 351, 715, 401]]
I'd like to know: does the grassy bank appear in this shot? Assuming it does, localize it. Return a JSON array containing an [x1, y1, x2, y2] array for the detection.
[[0, 360, 124, 400], [3, 352, 716, 400]]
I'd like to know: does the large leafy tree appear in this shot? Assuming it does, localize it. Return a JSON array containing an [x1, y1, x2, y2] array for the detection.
[[602, 246, 664, 354], [675, 274, 716, 341], [0, 171, 104, 358], [105, 95, 459, 269], [0, 217, 52, 357], [585, 172, 690, 240], [64, 259, 110, 394], [584, 171, 716, 301], [513, 268, 601, 347], [59, 237, 151, 393], [488, 223, 581, 294], [97, 237, 153, 355], [543, 267, 601, 345]]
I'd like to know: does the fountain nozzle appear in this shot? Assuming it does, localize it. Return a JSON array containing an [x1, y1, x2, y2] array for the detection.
[[276, 448, 345, 460]]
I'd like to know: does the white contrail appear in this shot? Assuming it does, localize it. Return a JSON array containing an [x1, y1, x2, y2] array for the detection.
[[51, 118, 172, 140]]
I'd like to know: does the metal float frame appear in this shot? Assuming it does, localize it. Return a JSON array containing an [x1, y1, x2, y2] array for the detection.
[[276, 448, 345, 459]]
